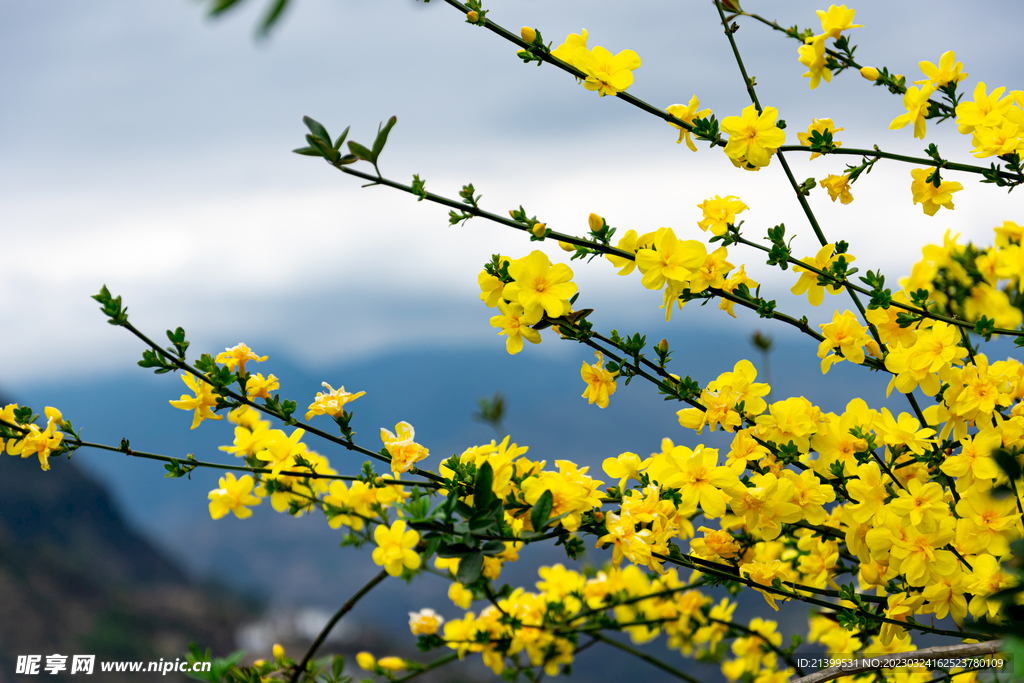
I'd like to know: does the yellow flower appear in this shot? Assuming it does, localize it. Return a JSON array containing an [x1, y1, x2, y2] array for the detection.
[[580, 352, 618, 408], [791, 244, 854, 306], [819, 174, 853, 204], [815, 4, 863, 40], [208, 473, 262, 520], [890, 84, 935, 139], [245, 372, 279, 400], [490, 300, 543, 355], [666, 96, 712, 151], [914, 51, 967, 88], [910, 167, 963, 216], [478, 259, 510, 307], [372, 519, 421, 576], [305, 382, 365, 420], [550, 29, 588, 66], [6, 412, 64, 471], [380, 421, 429, 474], [449, 582, 473, 609], [697, 195, 748, 235], [798, 118, 844, 159], [719, 265, 758, 318], [520, 460, 604, 532], [721, 105, 786, 168], [602, 451, 652, 490], [956, 82, 1013, 135], [215, 342, 267, 374], [168, 373, 223, 430], [689, 247, 734, 293], [572, 45, 641, 97], [879, 593, 925, 645], [739, 560, 792, 610], [634, 227, 707, 291], [409, 608, 444, 635], [356, 652, 376, 670], [502, 251, 577, 323], [817, 309, 872, 373], [798, 36, 831, 90], [660, 447, 738, 518]]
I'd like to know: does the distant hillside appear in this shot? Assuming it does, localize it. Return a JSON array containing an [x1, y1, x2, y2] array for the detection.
[[0, 449, 253, 682]]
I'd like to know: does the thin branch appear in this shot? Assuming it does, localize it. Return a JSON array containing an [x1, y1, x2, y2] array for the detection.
[[289, 569, 389, 683]]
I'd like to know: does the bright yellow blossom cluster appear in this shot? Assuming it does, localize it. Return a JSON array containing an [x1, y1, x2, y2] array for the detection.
[[550, 29, 641, 97], [480, 250, 577, 354]]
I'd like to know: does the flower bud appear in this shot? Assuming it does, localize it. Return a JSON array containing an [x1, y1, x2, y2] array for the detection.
[[657, 338, 670, 353], [531, 222, 547, 238], [356, 653, 376, 670], [558, 241, 576, 252], [374, 476, 384, 486], [521, 26, 537, 44], [588, 212, 603, 233], [272, 644, 285, 660], [859, 66, 880, 81], [593, 511, 605, 523], [377, 657, 407, 672], [466, 10, 479, 22]]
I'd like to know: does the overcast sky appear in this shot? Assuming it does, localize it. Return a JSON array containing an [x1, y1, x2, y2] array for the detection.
[[3, 0, 1023, 386]]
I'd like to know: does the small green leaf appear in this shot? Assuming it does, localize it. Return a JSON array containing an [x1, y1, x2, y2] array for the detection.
[[332, 655, 345, 679], [333, 125, 351, 151], [348, 141, 373, 162], [530, 489, 553, 531], [456, 551, 484, 584], [257, 0, 290, 36], [473, 462, 494, 509], [303, 116, 331, 146], [292, 146, 322, 157], [372, 115, 398, 160]]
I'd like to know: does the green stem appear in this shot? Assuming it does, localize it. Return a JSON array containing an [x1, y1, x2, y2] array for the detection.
[[392, 653, 460, 683], [119, 319, 445, 484], [589, 632, 703, 683], [289, 569, 389, 683]]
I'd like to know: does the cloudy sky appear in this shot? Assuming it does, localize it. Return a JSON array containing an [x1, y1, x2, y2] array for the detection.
[[3, 0, 1023, 387]]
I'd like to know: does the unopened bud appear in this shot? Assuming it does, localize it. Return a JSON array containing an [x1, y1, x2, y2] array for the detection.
[[272, 644, 285, 660], [593, 511, 605, 523], [356, 653, 376, 671], [558, 240, 576, 252], [521, 26, 537, 44], [531, 222, 547, 238], [860, 66, 880, 81], [588, 212, 603, 233], [657, 338, 669, 353], [374, 476, 384, 486], [378, 657, 407, 672], [466, 10, 479, 22]]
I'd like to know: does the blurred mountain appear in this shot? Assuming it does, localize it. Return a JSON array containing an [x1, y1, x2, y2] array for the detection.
[[0, 449, 254, 682]]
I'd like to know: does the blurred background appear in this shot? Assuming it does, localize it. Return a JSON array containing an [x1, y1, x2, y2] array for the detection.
[[2, 0, 1021, 680]]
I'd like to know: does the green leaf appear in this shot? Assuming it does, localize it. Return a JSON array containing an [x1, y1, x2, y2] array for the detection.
[[257, 0, 290, 36], [292, 146, 322, 157], [208, 0, 246, 17], [303, 116, 331, 146], [333, 125, 351, 151], [473, 462, 494, 509], [530, 489, 553, 531], [332, 655, 345, 679], [348, 141, 373, 162], [371, 116, 398, 160], [456, 551, 484, 584]]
